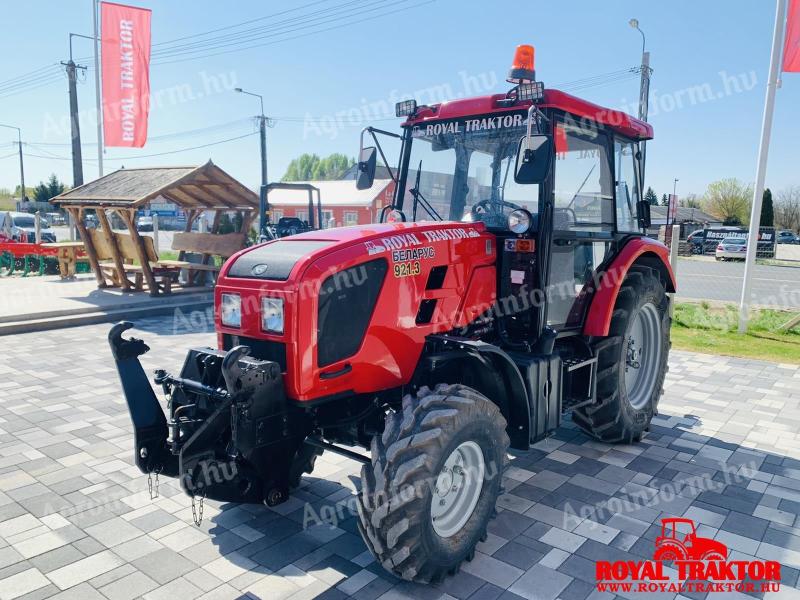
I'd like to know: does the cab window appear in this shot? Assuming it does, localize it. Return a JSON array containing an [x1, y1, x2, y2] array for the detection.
[[615, 139, 640, 232], [552, 117, 614, 232]]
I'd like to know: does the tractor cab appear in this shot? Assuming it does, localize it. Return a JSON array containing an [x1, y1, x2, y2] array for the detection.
[[659, 517, 697, 546], [265, 182, 324, 238], [357, 44, 655, 351]]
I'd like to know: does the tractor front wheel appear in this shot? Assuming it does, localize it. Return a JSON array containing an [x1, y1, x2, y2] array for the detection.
[[357, 384, 509, 583], [573, 267, 670, 443]]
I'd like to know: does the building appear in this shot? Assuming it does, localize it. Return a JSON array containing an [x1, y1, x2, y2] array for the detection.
[[649, 206, 721, 227], [267, 179, 395, 227]]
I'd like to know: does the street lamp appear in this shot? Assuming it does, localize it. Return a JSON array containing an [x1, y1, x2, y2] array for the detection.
[[0, 124, 26, 201], [673, 178, 679, 197], [629, 18, 651, 184], [235, 87, 269, 241]]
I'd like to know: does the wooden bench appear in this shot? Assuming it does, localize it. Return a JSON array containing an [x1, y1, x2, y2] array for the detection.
[[171, 232, 246, 284], [91, 230, 190, 293]]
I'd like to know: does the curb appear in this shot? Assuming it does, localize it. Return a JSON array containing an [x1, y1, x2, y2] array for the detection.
[[0, 295, 213, 336]]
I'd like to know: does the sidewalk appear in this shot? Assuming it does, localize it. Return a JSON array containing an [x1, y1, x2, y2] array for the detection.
[[0, 274, 213, 335]]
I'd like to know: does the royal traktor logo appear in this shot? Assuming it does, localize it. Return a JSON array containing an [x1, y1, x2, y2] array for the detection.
[[595, 518, 781, 594]]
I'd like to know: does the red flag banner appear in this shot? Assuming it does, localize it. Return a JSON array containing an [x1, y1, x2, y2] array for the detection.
[[785, 0, 800, 72], [101, 2, 151, 147]]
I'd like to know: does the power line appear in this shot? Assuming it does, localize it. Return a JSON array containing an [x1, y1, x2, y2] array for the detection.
[[150, 0, 372, 57], [23, 131, 257, 162], [21, 118, 253, 147], [153, 1, 434, 66]]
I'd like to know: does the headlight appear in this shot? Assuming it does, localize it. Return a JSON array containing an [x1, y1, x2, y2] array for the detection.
[[507, 209, 533, 234], [261, 297, 284, 334], [220, 293, 241, 328]]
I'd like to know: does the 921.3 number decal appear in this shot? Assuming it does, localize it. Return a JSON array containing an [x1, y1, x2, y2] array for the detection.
[[393, 260, 421, 278]]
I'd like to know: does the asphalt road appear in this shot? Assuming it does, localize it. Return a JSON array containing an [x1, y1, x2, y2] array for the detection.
[[676, 257, 800, 308]]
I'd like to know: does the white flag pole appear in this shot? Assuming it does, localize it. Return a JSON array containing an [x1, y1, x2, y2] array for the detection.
[[93, 0, 104, 177], [738, 0, 788, 333]]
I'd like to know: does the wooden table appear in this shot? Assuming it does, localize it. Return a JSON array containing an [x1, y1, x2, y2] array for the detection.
[[41, 241, 86, 279]]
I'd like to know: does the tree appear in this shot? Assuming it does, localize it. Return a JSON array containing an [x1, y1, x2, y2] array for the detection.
[[775, 186, 800, 232], [760, 188, 774, 227], [644, 186, 658, 206], [680, 193, 702, 209], [32, 174, 66, 203], [703, 178, 752, 226], [283, 153, 355, 181], [661, 193, 670, 206]]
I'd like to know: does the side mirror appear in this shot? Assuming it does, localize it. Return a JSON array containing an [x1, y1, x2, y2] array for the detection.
[[356, 146, 377, 190], [637, 200, 651, 229], [514, 134, 552, 184]]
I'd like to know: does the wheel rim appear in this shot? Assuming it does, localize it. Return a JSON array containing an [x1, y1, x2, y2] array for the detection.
[[430, 441, 485, 538], [624, 302, 662, 411]]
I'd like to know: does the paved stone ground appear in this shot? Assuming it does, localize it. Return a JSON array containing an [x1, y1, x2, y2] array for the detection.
[[2, 317, 800, 600]]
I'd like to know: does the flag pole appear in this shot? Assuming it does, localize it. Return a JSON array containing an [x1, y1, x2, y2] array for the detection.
[[738, 0, 788, 333], [93, 0, 104, 177]]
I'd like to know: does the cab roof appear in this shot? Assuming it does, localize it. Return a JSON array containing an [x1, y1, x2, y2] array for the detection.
[[404, 88, 653, 141]]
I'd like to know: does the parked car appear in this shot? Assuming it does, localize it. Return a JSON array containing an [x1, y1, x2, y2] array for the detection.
[[84, 214, 99, 229], [136, 215, 154, 232], [0, 211, 56, 243], [686, 229, 705, 254], [45, 212, 66, 226], [715, 236, 748, 261], [777, 230, 799, 244]]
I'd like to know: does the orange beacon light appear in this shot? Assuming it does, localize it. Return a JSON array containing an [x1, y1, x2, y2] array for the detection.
[[507, 44, 536, 83]]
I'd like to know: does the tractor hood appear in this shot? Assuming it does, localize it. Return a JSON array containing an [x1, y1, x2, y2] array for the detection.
[[224, 221, 489, 282]]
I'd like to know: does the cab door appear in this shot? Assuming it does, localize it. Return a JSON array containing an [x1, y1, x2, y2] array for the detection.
[[545, 115, 616, 330]]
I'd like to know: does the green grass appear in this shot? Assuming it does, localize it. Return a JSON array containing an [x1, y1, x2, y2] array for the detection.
[[157, 250, 179, 261], [0, 198, 15, 211], [672, 302, 800, 363]]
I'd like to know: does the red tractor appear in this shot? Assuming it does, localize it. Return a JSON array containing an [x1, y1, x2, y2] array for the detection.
[[654, 518, 728, 562], [109, 45, 675, 582]]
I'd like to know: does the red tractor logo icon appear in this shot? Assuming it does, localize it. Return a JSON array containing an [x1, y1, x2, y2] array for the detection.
[[653, 518, 728, 562]]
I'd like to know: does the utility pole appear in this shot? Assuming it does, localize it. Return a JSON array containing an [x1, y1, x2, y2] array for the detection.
[[739, 0, 788, 333], [0, 124, 26, 201], [92, 0, 104, 177], [235, 87, 271, 241], [629, 19, 651, 184], [64, 34, 90, 188]]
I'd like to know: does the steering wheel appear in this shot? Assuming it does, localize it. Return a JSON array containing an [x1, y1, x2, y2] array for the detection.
[[468, 199, 526, 228], [470, 199, 524, 218]]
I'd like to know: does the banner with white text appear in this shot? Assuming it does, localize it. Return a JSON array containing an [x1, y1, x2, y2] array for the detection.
[[101, 2, 151, 147]]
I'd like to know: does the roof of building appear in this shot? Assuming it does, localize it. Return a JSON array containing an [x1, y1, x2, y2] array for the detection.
[[268, 179, 393, 207], [650, 206, 720, 223], [52, 161, 258, 210]]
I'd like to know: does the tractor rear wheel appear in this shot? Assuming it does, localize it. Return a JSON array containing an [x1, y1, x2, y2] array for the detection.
[[573, 267, 670, 443], [357, 384, 509, 583]]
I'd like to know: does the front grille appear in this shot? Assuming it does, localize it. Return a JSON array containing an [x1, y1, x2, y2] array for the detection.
[[222, 334, 287, 371], [317, 258, 387, 367]]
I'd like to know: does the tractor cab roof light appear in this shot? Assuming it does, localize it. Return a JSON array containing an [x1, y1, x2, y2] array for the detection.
[[395, 99, 417, 117], [516, 81, 544, 102], [507, 44, 536, 84]]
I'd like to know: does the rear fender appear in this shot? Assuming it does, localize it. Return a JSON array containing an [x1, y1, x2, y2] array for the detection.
[[583, 237, 675, 337], [422, 336, 530, 450]]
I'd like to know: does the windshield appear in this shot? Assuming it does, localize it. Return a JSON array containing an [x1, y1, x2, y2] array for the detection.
[[13, 216, 35, 228], [403, 112, 538, 227]]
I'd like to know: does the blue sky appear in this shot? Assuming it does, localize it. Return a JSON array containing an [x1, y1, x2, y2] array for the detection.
[[0, 0, 797, 202]]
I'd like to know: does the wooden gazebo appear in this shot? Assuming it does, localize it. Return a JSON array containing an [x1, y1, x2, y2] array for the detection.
[[52, 161, 258, 295]]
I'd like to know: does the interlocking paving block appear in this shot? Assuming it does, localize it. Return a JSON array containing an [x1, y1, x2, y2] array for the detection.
[[3, 323, 800, 598]]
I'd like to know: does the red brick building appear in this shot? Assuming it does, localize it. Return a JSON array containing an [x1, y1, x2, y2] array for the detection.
[[267, 179, 395, 228]]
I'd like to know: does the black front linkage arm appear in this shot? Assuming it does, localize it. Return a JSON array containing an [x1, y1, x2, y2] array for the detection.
[[108, 322, 178, 477]]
